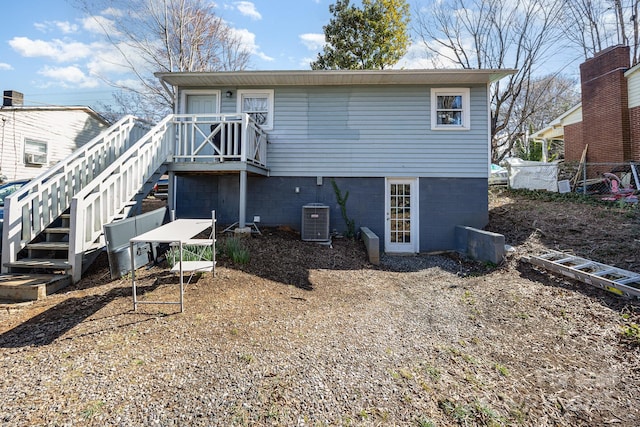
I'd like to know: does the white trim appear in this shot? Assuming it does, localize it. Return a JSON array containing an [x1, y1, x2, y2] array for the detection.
[[179, 89, 221, 114], [431, 88, 470, 131], [237, 89, 274, 130], [384, 177, 419, 253]]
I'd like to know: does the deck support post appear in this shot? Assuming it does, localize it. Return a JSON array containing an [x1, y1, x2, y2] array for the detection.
[[239, 170, 247, 228]]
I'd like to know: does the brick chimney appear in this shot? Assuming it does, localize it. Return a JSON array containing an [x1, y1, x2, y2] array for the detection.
[[573, 45, 631, 163], [3, 90, 24, 107]]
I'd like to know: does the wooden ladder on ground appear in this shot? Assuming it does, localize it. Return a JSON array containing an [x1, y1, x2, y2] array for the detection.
[[527, 250, 640, 298]]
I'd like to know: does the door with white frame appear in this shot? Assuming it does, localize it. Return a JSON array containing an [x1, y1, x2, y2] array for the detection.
[[181, 90, 221, 157], [385, 178, 419, 253]]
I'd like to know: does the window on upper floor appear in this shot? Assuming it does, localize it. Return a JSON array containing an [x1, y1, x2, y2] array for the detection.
[[431, 88, 470, 131], [237, 89, 274, 130], [24, 139, 48, 166]]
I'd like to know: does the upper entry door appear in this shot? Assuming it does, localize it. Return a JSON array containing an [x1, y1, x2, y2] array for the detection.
[[184, 92, 220, 156], [385, 178, 419, 253]]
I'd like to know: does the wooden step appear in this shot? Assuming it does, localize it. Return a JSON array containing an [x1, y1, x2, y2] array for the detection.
[[25, 241, 69, 251], [44, 227, 70, 234], [0, 274, 72, 302], [5, 259, 72, 270]]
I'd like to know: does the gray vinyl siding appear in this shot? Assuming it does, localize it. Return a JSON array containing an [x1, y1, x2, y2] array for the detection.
[[213, 84, 489, 179]]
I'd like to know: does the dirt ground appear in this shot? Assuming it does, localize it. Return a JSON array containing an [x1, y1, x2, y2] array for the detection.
[[0, 188, 639, 426]]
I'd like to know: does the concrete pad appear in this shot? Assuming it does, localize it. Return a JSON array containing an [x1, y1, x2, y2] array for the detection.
[[234, 227, 252, 236]]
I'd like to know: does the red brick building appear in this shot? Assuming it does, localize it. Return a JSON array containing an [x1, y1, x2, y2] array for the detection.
[[533, 45, 640, 164]]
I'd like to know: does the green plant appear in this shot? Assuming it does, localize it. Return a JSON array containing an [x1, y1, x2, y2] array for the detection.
[[223, 238, 250, 264], [331, 179, 356, 238], [417, 418, 436, 427], [82, 401, 105, 419], [495, 363, 510, 377], [166, 245, 214, 268], [423, 364, 441, 381], [621, 323, 640, 345]]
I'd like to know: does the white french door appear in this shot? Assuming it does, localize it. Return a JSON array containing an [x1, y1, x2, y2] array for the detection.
[[385, 178, 419, 253]]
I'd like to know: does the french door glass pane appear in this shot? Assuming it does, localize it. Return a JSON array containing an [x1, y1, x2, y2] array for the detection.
[[390, 183, 411, 244]]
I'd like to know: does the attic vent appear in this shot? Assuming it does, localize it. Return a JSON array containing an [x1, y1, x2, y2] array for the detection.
[[301, 203, 330, 241]]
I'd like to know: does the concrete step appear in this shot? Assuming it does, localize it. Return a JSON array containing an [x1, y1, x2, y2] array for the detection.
[[0, 274, 72, 302]]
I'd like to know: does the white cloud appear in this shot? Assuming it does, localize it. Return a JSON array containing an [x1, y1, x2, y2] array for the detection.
[[232, 27, 274, 61], [100, 7, 125, 17], [395, 42, 437, 69], [299, 56, 316, 68], [38, 65, 100, 88], [34, 20, 79, 34], [9, 37, 96, 62], [299, 33, 325, 51], [81, 15, 119, 36], [235, 1, 262, 20], [86, 41, 149, 77], [0, 63, 12, 70]]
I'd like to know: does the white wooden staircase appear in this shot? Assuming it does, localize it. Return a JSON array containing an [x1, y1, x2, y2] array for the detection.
[[0, 115, 172, 300], [0, 113, 269, 301]]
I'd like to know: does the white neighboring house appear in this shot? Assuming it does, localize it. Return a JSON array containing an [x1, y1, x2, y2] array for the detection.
[[0, 90, 110, 182]]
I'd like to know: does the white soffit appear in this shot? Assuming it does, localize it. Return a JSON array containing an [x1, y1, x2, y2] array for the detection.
[[155, 69, 516, 87]]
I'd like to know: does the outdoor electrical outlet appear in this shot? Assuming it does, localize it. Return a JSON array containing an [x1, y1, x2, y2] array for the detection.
[[253, 216, 260, 223]]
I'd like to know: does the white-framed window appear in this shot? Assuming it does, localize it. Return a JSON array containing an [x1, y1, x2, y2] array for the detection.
[[24, 139, 48, 165], [237, 89, 274, 130], [431, 88, 470, 130]]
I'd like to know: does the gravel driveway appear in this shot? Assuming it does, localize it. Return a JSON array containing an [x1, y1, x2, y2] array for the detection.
[[1, 191, 639, 426]]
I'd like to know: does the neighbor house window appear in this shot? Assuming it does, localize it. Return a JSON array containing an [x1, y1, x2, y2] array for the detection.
[[431, 88, 470, 130], [237, 89, 274, 130], [24, 139, 48, 165]]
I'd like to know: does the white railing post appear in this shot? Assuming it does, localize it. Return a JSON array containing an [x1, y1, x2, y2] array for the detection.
[[68, 197, 85, 283], [1, 196, 21, 273], [241, 114, 249, 163]]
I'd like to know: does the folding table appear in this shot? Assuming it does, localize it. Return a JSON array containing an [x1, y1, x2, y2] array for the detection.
[[130, 217, 215, 312]]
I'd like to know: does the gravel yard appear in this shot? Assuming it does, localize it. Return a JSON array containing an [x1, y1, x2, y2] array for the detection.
[[0, 188, 639, 426]]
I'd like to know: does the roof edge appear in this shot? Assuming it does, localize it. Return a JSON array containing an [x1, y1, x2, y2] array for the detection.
[[155, 68, 517, 87]]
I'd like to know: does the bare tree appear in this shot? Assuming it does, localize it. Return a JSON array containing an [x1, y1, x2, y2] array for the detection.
[[563, 0, 640, 65], [415, 0, 566, 162], [525, 74, 581, 132], [74, 0, 251, 121]]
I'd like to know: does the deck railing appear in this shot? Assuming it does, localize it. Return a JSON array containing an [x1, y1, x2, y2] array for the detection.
[[1, 115, 150, 272], [172, 114, 268, 167]]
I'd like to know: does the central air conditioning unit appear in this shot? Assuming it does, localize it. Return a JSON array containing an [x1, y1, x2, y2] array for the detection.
[[301, 203, 330, 241]]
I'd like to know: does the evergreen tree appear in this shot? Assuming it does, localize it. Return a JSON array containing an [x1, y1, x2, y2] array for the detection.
[[311, 0, 410, 70]]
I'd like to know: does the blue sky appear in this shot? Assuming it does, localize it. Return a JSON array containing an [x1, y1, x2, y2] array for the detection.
[[0, 0, 440, 110], [0, 0, 335, 107], [0, 0, 581, 111]]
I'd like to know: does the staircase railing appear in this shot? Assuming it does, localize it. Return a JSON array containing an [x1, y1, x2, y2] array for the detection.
[[68, 115, 174, 282], [1, 115, 149, 272]]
